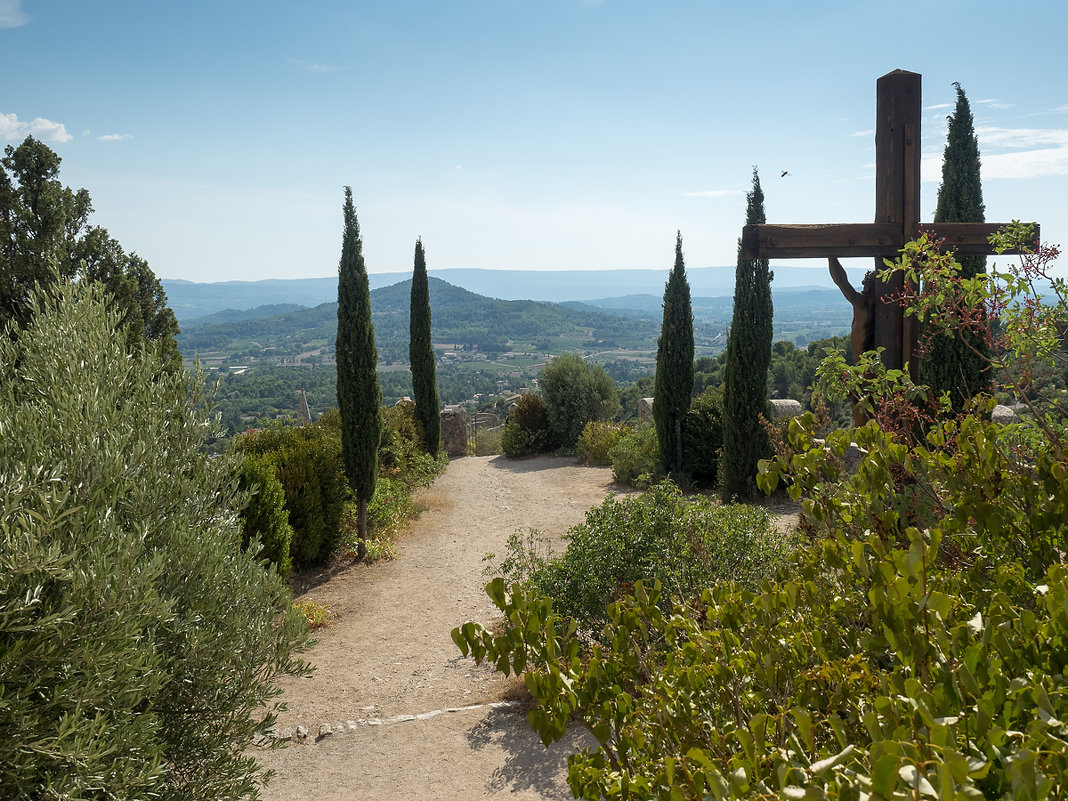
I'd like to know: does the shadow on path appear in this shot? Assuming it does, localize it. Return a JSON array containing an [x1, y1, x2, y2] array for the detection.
[[487, 453, 609, 475], [465, 706, 589, 799]]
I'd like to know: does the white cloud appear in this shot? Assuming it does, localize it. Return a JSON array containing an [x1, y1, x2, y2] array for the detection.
[[98, 133, 133, 141], [849, 129, 874, 137], [978, 126, 1068, 179], [921, 125, 1068, 181], [0, 0, 30, 28], [977, 126, 1068, 149], [683, 189, 742, 198], [0, 111, 72, 143], [291, 58, 342, 72], [974, 99, 1014, 111], [925, 103, 952, 111]]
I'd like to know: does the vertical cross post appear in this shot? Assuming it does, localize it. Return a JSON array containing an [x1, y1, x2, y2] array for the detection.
[[873, 70, 921, 371]]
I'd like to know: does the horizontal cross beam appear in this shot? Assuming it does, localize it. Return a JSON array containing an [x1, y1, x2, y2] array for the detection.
[[740, 222, 1039, 260]]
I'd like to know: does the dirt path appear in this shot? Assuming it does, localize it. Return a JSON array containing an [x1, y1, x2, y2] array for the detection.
[[255, 455, 618, 800]]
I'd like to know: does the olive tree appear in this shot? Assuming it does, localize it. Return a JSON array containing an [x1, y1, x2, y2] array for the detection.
[[0, 280, 309, 800]]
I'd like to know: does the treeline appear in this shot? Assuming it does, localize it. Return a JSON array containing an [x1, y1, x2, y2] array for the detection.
[[208, 363, 507, 435], [206, 334, 850, 438]]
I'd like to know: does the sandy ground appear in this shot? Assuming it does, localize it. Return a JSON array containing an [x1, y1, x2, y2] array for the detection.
[[255, 455, 619, 800]]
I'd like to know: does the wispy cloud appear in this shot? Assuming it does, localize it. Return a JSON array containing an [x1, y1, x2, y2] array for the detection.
[[0, 0, 30, 28], [849, 129, 874, 137], [683, 189, 743, 198], [924, 103, 952, 111], [0, 112, 72, 143], [922, 125, 1068, 181], [291, 58, 342, 72], [98, 132, 133, 141], [975, 98, 1014, 111]]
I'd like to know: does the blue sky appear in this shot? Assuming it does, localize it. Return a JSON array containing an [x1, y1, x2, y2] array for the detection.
[[2, 0, 1066, 283]]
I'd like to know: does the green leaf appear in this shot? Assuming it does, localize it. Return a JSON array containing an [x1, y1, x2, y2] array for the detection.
[[871, 753, 901, 797], [810, 743, 855, 776], [899, 764, 938, 798]]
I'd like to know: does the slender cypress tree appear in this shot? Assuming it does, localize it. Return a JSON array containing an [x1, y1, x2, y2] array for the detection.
[[335, 186, 381, 555], [409, 238, 440, 454], [721, 168, 773, 501], [924, 82, 989, 409], [652, 231, 694, 475]]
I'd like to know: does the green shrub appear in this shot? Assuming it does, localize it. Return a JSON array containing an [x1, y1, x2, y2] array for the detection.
[[0, 281, 308, 800], [683, 387, 724, 486], [378, 399, 421, 475], [501, 421, 551, 456], [471, 426, 503, 456], [502, 393, 553, 457], [235, 422, 348, 569], [608, 424, 661, 486], [498, 482, 790, 633], [367, 475, 415, 538], [453, 230, 1068, 800], [540, 353, 620, 448], [324, 401, 446, 488], [576, 420, 631, 466], [238, 453, 294, 577]]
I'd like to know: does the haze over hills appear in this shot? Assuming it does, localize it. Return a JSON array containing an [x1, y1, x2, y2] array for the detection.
[[163, 264, 867, 322], [176, 276, 852, 371], [176, 277, 662, 366]]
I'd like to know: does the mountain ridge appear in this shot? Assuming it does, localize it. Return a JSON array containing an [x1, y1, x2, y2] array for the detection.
[[163, 264, 867, 322]]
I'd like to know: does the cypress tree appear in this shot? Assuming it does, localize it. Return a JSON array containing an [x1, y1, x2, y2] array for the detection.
[[652, 231, 694, 475], [409, 238, 440, 454], [721, 168, 773, 501], [924, 82, 989, 409], [335, 186, 381, 555]]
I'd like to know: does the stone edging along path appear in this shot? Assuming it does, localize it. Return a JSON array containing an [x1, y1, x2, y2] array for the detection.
[[258, 700, 520, 746]]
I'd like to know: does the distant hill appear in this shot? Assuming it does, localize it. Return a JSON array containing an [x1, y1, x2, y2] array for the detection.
[[566, 287, 850, 327], [162, 264, 868, 321], [181, 303, 307, 329], [176, 277, 659, 365]]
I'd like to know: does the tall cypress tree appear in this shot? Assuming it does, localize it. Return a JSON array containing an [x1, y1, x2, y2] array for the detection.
[[409, 238, 440, 454], [721, 168, 773, 501], [652, 231, 694, 475], [335, 186, 381, 555], [924, 82, 989, 408]]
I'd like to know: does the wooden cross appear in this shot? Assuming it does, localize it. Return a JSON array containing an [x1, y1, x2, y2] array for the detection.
[[741, 69, 1038, 372]]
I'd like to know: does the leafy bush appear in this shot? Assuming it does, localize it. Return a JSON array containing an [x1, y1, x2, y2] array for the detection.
[[238, 453, 294, 576], [501, 421, 551, 457], [496, 482, 790, 634], [454, 230, 1068, 800], [683, 386, 724, 486], [608, 424, 661, 486], [501, 393, 553, 457], [470, 426, 503, 456], [0, 281, 308, 800], [367, 476, 414, 538], [539, 353, 620, 448], [511, 391, 551, 430], [235, 422, 348, 569], [292, 600, 332, 629], [576, 420, 631, 466]]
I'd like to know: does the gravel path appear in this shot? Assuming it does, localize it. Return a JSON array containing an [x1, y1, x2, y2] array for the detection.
[[255, 455, 619, 800]]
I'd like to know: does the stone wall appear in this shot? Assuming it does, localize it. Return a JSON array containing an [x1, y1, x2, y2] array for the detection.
[[441, 406, 468, 457]]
